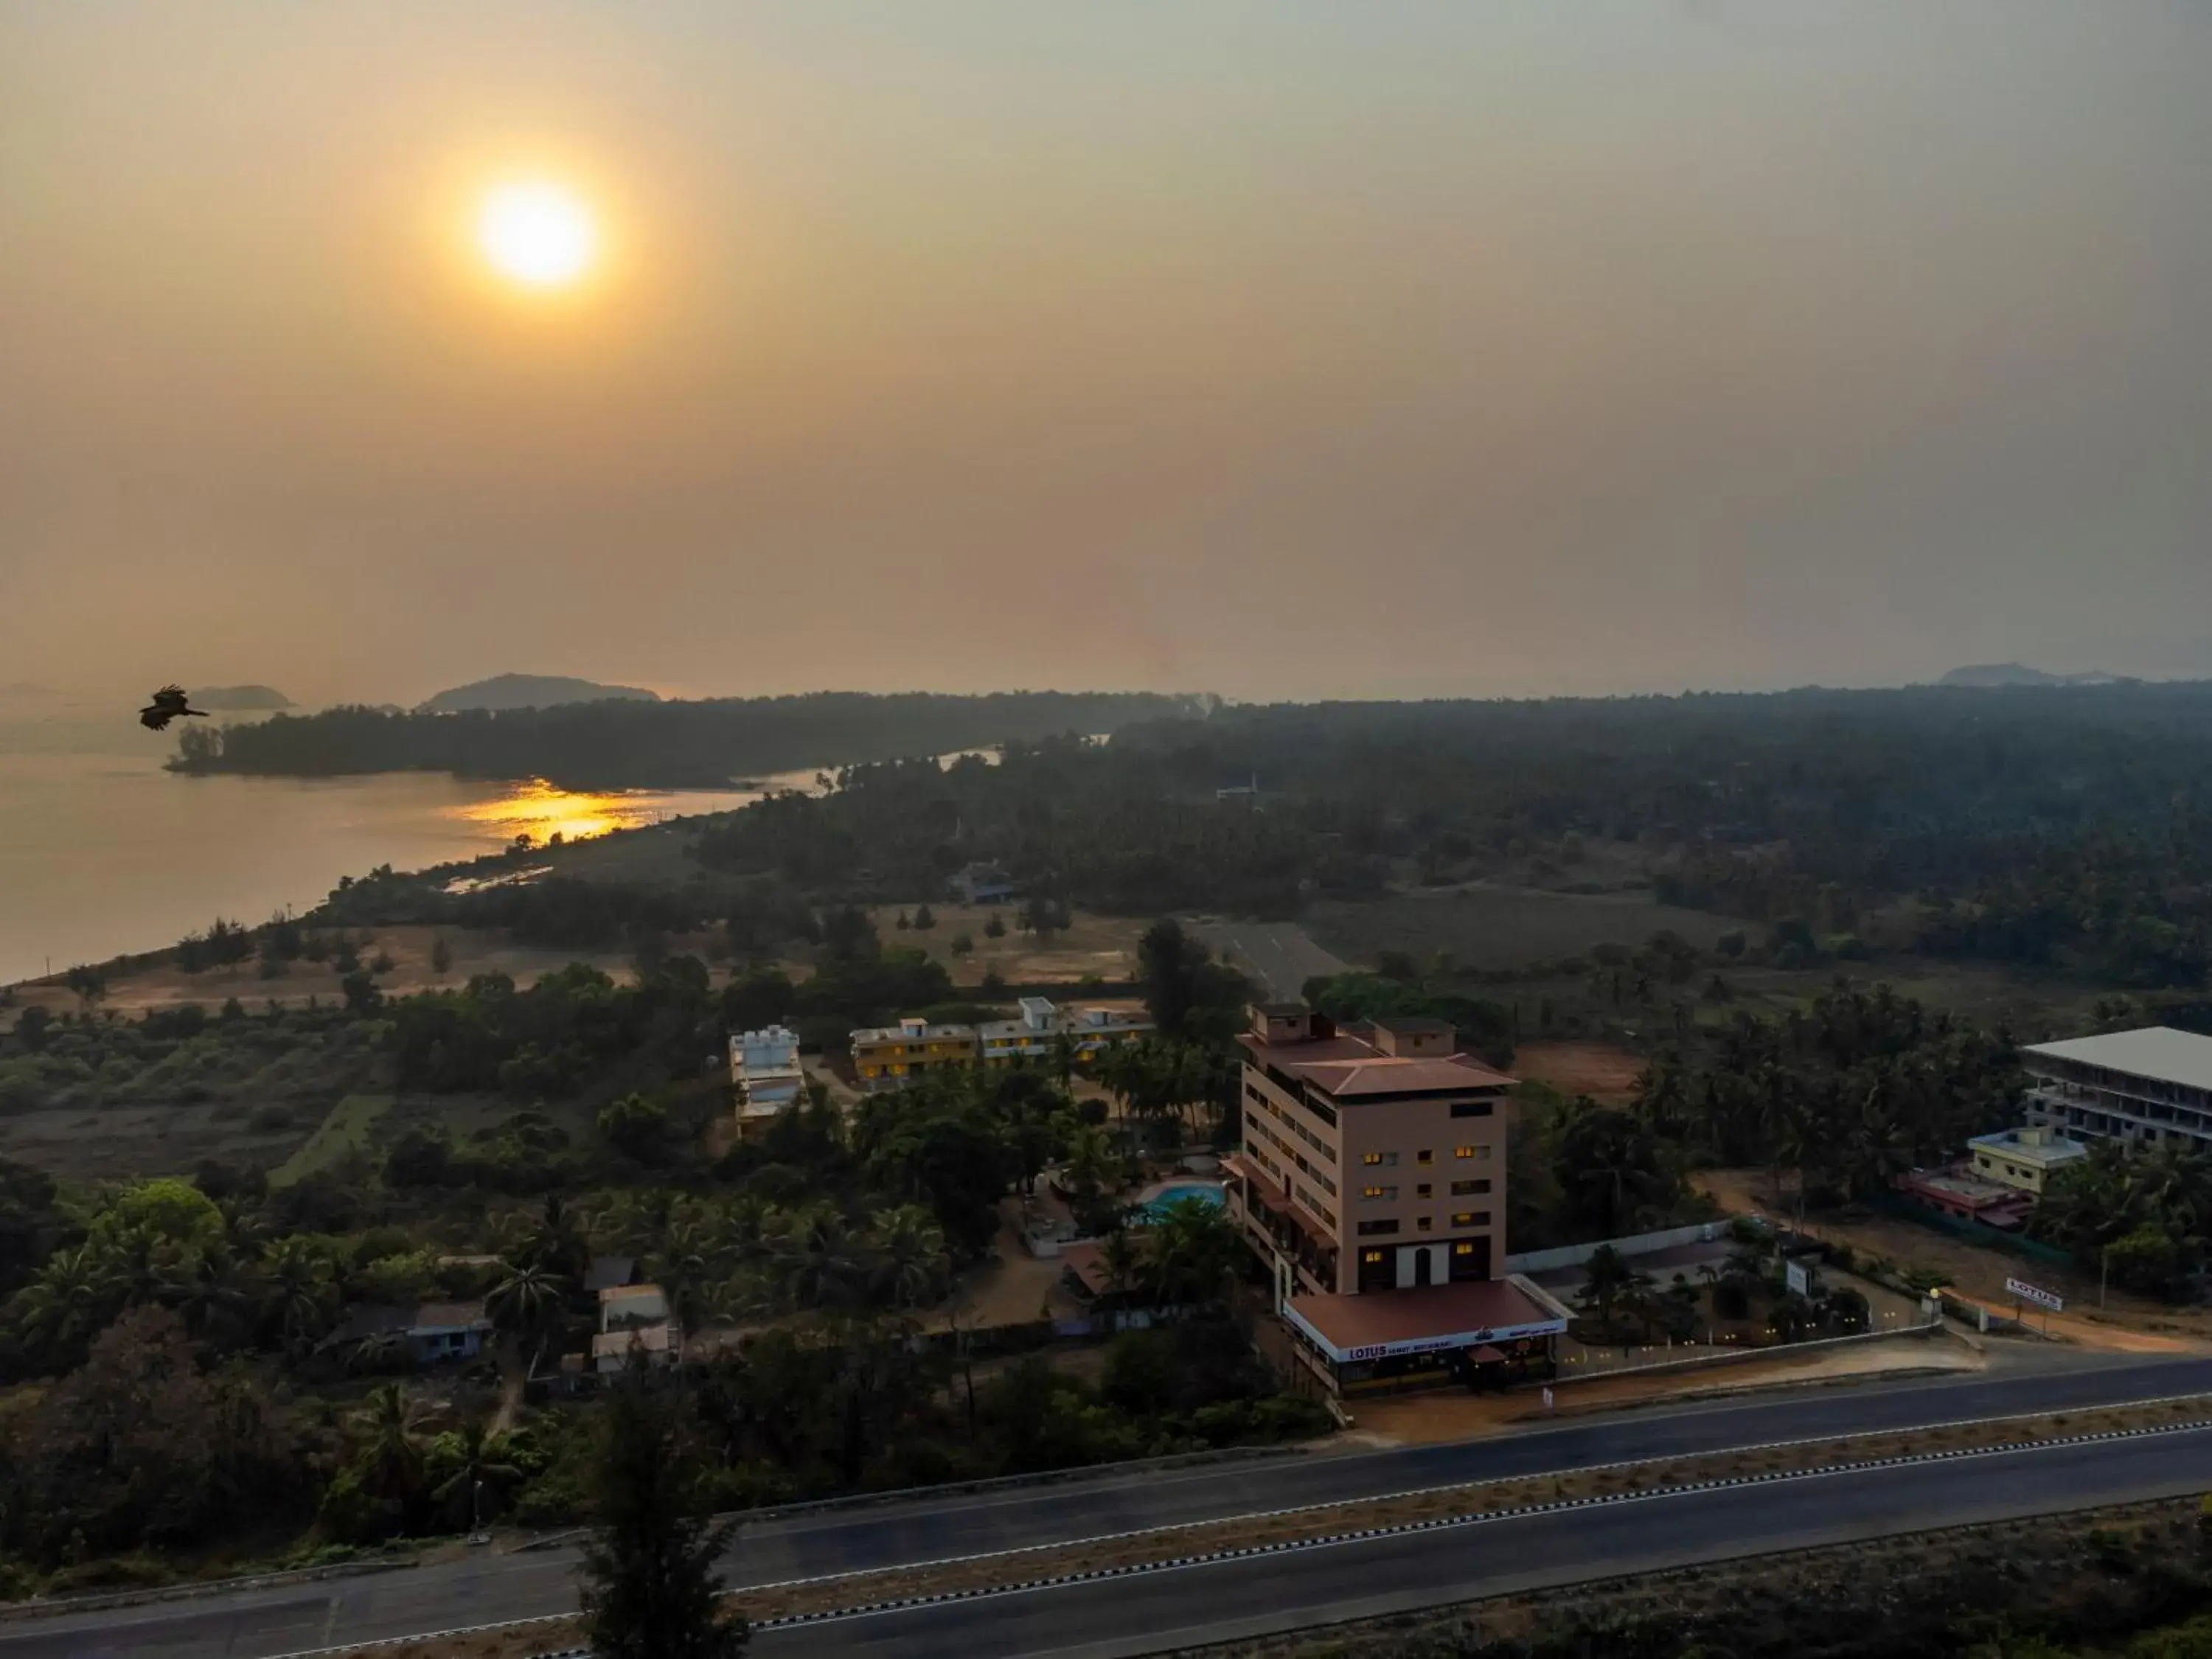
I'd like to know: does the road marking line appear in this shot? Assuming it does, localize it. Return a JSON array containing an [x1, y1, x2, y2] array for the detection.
[[248, 1412, 2212, 1658]]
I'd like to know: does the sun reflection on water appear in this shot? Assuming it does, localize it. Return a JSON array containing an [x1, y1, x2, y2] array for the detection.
[[451, 780, 688, 845]]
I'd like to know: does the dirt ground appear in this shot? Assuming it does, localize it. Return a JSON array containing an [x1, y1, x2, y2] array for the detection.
[[6, 925, 639, 1018], [1510, 1040, 1647, 1103], [1342, 1332, 1983, 1447], [849, 904, 1147, 990], [919, 1212, 1082, 1334], [1696, 1169, 2212, 1353]]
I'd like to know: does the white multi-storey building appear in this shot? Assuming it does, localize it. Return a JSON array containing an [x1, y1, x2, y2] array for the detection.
[[2020, 1026, 2212, 1151]]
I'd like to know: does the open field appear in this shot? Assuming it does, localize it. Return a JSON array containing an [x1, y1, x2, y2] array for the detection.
[[268, 1093, 394, 1187], [848, 904, 1147, 989], [3, 924, 643, 1020], [1305, 886, 1741, 971], [1509, 1040, 1646, 1102], [0, 1100, 316, 1184]]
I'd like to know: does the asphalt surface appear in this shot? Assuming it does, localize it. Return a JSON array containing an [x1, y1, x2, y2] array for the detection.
[[10, 1353, 2212, 1658], [763, 1427, 2212, 1659]]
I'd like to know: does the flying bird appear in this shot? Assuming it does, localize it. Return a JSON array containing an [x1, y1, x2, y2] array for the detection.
[[139, 685, 209, 731]]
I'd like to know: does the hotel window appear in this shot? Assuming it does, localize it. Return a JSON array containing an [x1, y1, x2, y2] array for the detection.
[[1453, 1145, 1478, 1159], [1450, 1179, 1492, 1196], [1361, 1185, 1397, 1200], [1453, 1241, 1478, 1258], [1416, 1149, 1433, 1166], [1362, 1150, 1399, 1167], [1361, 1249, 1385, 1265], [1416, 1216, 1433, 1231], [1356, 1220, 1400, 1237], [1454, 1211, 1492, 1227], [1416, 1183, 1432, 1199]]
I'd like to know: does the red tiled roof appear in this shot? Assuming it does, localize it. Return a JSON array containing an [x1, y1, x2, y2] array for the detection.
[[1286, 1055, 1515, 1097], [1284, 1279, 1564, 1362], [1059, 1241, 1113, 1296]]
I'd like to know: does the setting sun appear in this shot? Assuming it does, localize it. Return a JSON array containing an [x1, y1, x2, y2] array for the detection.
[[477, 181, 597, 288]]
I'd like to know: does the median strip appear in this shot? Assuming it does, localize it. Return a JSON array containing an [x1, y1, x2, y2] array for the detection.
[[293, 1393, 2212, 1659]]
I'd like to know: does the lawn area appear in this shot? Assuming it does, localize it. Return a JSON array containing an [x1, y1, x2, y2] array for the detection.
[[268, 1093, 394, 1189]]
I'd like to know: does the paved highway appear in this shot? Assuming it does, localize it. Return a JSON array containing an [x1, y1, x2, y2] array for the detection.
[[763, 1426, 2212, 1659], [9, 1354, 2212, 1658]]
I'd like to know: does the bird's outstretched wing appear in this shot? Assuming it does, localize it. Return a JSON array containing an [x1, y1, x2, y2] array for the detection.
[[140, 685, 204, 731]]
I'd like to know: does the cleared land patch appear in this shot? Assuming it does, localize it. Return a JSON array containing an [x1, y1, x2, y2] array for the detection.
[[268, 1093, 394, 1188]]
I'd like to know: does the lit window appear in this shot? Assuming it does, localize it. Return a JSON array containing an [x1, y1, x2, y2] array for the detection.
[[1454, 1145, 1477, 1159], [1453, 1211, 1475, 1226], [1362, 1249, 1385, 1265], [1363, 1152, 1383, 1166], [1453, 1242, 1475, 1256], [1362, 1185, 1398, 1200]]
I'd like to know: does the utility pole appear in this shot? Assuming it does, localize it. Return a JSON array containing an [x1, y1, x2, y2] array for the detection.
[[2100, 1246, 2110, 1310]]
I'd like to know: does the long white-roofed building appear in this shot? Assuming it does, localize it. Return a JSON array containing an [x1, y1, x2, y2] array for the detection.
[[2021, 1026, 2212, 1151]]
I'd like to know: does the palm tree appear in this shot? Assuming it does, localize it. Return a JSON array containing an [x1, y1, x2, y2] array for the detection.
[[526, 1194, 590, 1279], [1577, 1243, 1637, 1331], [353, 1382, 428, 1507], [161, 1242, 254, 1344], [1144, 1197, 1244, 1315], [867, 1205, 949, 1310], [1062, 1123, 1119, 1233], [486, 1258, 569, 1366], [7, 1244, 119, 1367], [260, 1237, 335, 1356], [431, 1421, 525, 1531], [774, 1205, 867, 1312]]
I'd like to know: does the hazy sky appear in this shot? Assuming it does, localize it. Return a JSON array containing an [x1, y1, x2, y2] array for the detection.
[[5, 3, 2211, 706]]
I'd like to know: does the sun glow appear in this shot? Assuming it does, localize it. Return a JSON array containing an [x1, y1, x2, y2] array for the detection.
[[477, 181, 597, 288]]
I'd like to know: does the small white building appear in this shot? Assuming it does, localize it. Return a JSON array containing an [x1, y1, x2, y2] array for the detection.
[[977, 996, 1152, 1065], [730, 1025, 807, 1121]]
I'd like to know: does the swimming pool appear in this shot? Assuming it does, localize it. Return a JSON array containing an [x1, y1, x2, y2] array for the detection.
[[1138, 1183, 1226, 1221]]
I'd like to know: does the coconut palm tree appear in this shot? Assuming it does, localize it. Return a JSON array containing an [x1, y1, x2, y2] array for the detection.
[[486, 1257, 569, 1366], [867, 1205, 948, 1310], [260, 1236, 336, 1356], [774, 1205, 867, 1312], [353, 1382, 428, 1509], [431, 1421, 526, 1531], [1144, 1197, 1244, 1315], [7, 1243, 118, 1367]]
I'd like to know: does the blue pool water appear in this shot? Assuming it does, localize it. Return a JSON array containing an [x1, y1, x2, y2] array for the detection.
[[1140, 1183, 1226, 1220]]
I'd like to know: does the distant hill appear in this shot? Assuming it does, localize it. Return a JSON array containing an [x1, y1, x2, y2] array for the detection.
[[1938, 663, 2134, 689], [194, 684, 294, 711], [416, 674, 661, 714]]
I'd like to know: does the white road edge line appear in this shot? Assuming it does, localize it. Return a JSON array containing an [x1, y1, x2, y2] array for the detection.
[[247, 1407, 2212, 1659]]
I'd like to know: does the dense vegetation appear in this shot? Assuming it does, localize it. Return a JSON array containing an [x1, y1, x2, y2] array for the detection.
[[672, 684, 2212, 986], [172, 690, 1200, 789]]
